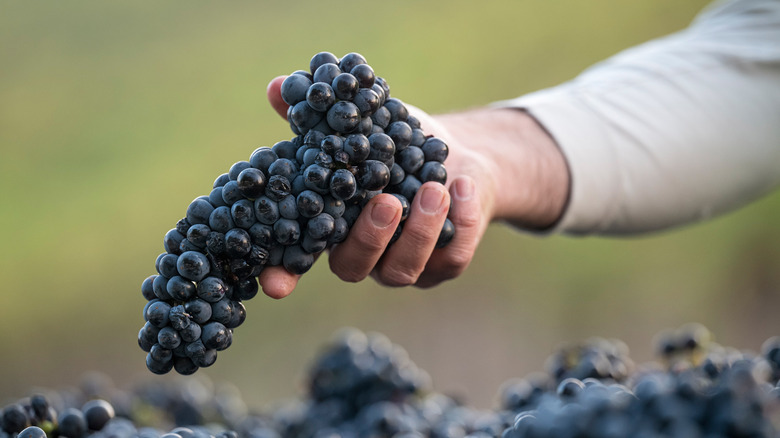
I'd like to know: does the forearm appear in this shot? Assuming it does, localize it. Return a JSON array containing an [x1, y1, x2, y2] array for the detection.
[[434, 108, 570, 230], [496, 0, 780, 235]]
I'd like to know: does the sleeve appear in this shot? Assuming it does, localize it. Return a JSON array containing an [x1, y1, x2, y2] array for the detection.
[[494, 0, 780, 235]]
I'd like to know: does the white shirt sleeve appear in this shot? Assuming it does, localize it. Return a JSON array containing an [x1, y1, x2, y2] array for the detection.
[[495, 0, 780, 235]]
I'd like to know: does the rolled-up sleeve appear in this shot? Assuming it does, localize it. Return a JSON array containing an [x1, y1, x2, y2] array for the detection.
[[496, 0, 780, 235]]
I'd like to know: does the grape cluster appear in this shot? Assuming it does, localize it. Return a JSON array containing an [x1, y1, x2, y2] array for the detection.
[[543, 337, 635, 384], [9, 325, 780, 437], [138, 51, 455, 375]]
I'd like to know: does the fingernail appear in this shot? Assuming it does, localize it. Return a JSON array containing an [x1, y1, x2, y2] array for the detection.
[[453, 177, 475, 201], [419, 185, 446, 214], [371, 202, 397, 228]]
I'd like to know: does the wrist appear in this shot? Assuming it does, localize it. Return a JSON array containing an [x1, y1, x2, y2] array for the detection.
[[434, 108, 570, 230]]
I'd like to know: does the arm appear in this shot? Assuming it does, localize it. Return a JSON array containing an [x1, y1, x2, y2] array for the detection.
[[497, 0, 780, 234]]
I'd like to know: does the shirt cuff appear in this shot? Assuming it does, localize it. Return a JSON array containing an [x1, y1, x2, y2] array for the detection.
[[494, 86, 622, 235]]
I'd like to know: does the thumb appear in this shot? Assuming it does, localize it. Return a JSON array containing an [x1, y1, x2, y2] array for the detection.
[[267, 75, 289, 120]]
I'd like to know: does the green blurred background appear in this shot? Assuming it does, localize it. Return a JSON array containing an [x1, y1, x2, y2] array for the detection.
[[2, 0, 779, 410]]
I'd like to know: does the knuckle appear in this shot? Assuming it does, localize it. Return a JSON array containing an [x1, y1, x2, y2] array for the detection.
[[442, 248, 472, 274], [377, 264, 421, 287], [328, 257, 366, 283], [354, 227, 389, 253], [402, 223, 439, 245], [333, 267, 364, 283], [454, 208, 480, 230]]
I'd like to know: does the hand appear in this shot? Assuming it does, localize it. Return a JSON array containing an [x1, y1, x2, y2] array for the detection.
[[262, 76, 570, 297], [260, 76, 500, 297]]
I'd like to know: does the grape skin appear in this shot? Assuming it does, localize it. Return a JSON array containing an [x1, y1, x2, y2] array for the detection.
[[138, 52, 456, 376]]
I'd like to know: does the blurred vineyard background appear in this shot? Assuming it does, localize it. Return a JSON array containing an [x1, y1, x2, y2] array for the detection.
[[2, 0, 780, 410]]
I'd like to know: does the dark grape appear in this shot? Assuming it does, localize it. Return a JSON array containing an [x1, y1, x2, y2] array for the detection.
[[228, 161, 252, 181], [386, 121, 412, 152], [306, 82, 335, 112], [201, 322, 231, 350], [220, 180, 244, 206], [237, 168, 267, 199], [389, 163, 405, 186], [421, 137, 449, 163], [301, 235, 328, 254], [280, 74, 312, 106], [184, 298, 212, 324], [278, 194, 299, 220], [230, 199, 255, 229], [186, 225, 210, 249], [157, 327, 181, 350], [350, 64, 375, 88], [176, 251, 210, 282], [196, 277, 226, 303], [173, 357, 199, 376], [253, 196, 280, 225], [396, 175, 422, 201], [303, 164, 332, 194], [271, 140, 297, 160], [282, 245, 314, 275], [185, 199, 214, 226], [306, 213, 335, 240], [357, 160, 390, 191], [391, 194, 410, 221], [338, 52, 366, 73], [57, 408, 87, 438], [206, 231, 227, 256], [290, 101, 323, 133], [329, 216, 349, 244], [353, 88, 380, 116], [297, 190, 325, 218], [152, 275, 170, 300], [418, 161, 447, 184], [249, 147, 278, 173], [210, 298, 233, 325], [331, 73, 359, 101], [166, 276, 196, 301], [179, 322, 201, 343], [397, 146, 424, 175], [323, 196, 345, 218], [343, 134, 371, 164], [234, 277, 259, 301], [273, 218, 300, 245], [168, 305, 190, 330], [142, 276, 158, 301], [367, 133, 395, 162], [310, 52, 339, 75], [213, 173, 230, 188], [265, 175, 292, 201], [163, 229, 185, 255], [371, 106, 391, 129], [326, 101, 360, 133], [18, 427, 45, 438], [312, 63, 341, 85], [82, 399, 114, 431]]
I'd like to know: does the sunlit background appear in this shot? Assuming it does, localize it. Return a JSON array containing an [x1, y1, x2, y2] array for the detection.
[[2, 0, 780, 411]]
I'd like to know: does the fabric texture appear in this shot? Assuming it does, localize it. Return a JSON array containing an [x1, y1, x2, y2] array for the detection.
[[496, 0, 780, 235]]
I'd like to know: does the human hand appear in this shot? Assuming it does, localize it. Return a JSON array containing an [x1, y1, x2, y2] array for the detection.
[[260, 76, 496, 297]]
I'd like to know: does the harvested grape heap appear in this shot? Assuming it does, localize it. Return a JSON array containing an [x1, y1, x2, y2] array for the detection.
[[138, 52, 456, 376], [8, 325, 780, 438]]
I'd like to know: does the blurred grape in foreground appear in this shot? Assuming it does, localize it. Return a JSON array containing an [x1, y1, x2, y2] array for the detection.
[[8, 324, 780, 437]]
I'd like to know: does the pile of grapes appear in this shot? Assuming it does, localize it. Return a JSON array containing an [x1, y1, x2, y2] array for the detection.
[[138, 52, 455, 375], [7, 325, 780, 438]]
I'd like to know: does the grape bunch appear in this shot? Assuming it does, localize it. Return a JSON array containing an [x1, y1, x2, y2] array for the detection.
[[138, 52, 455, 375], [10, 325, 780, 437]]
